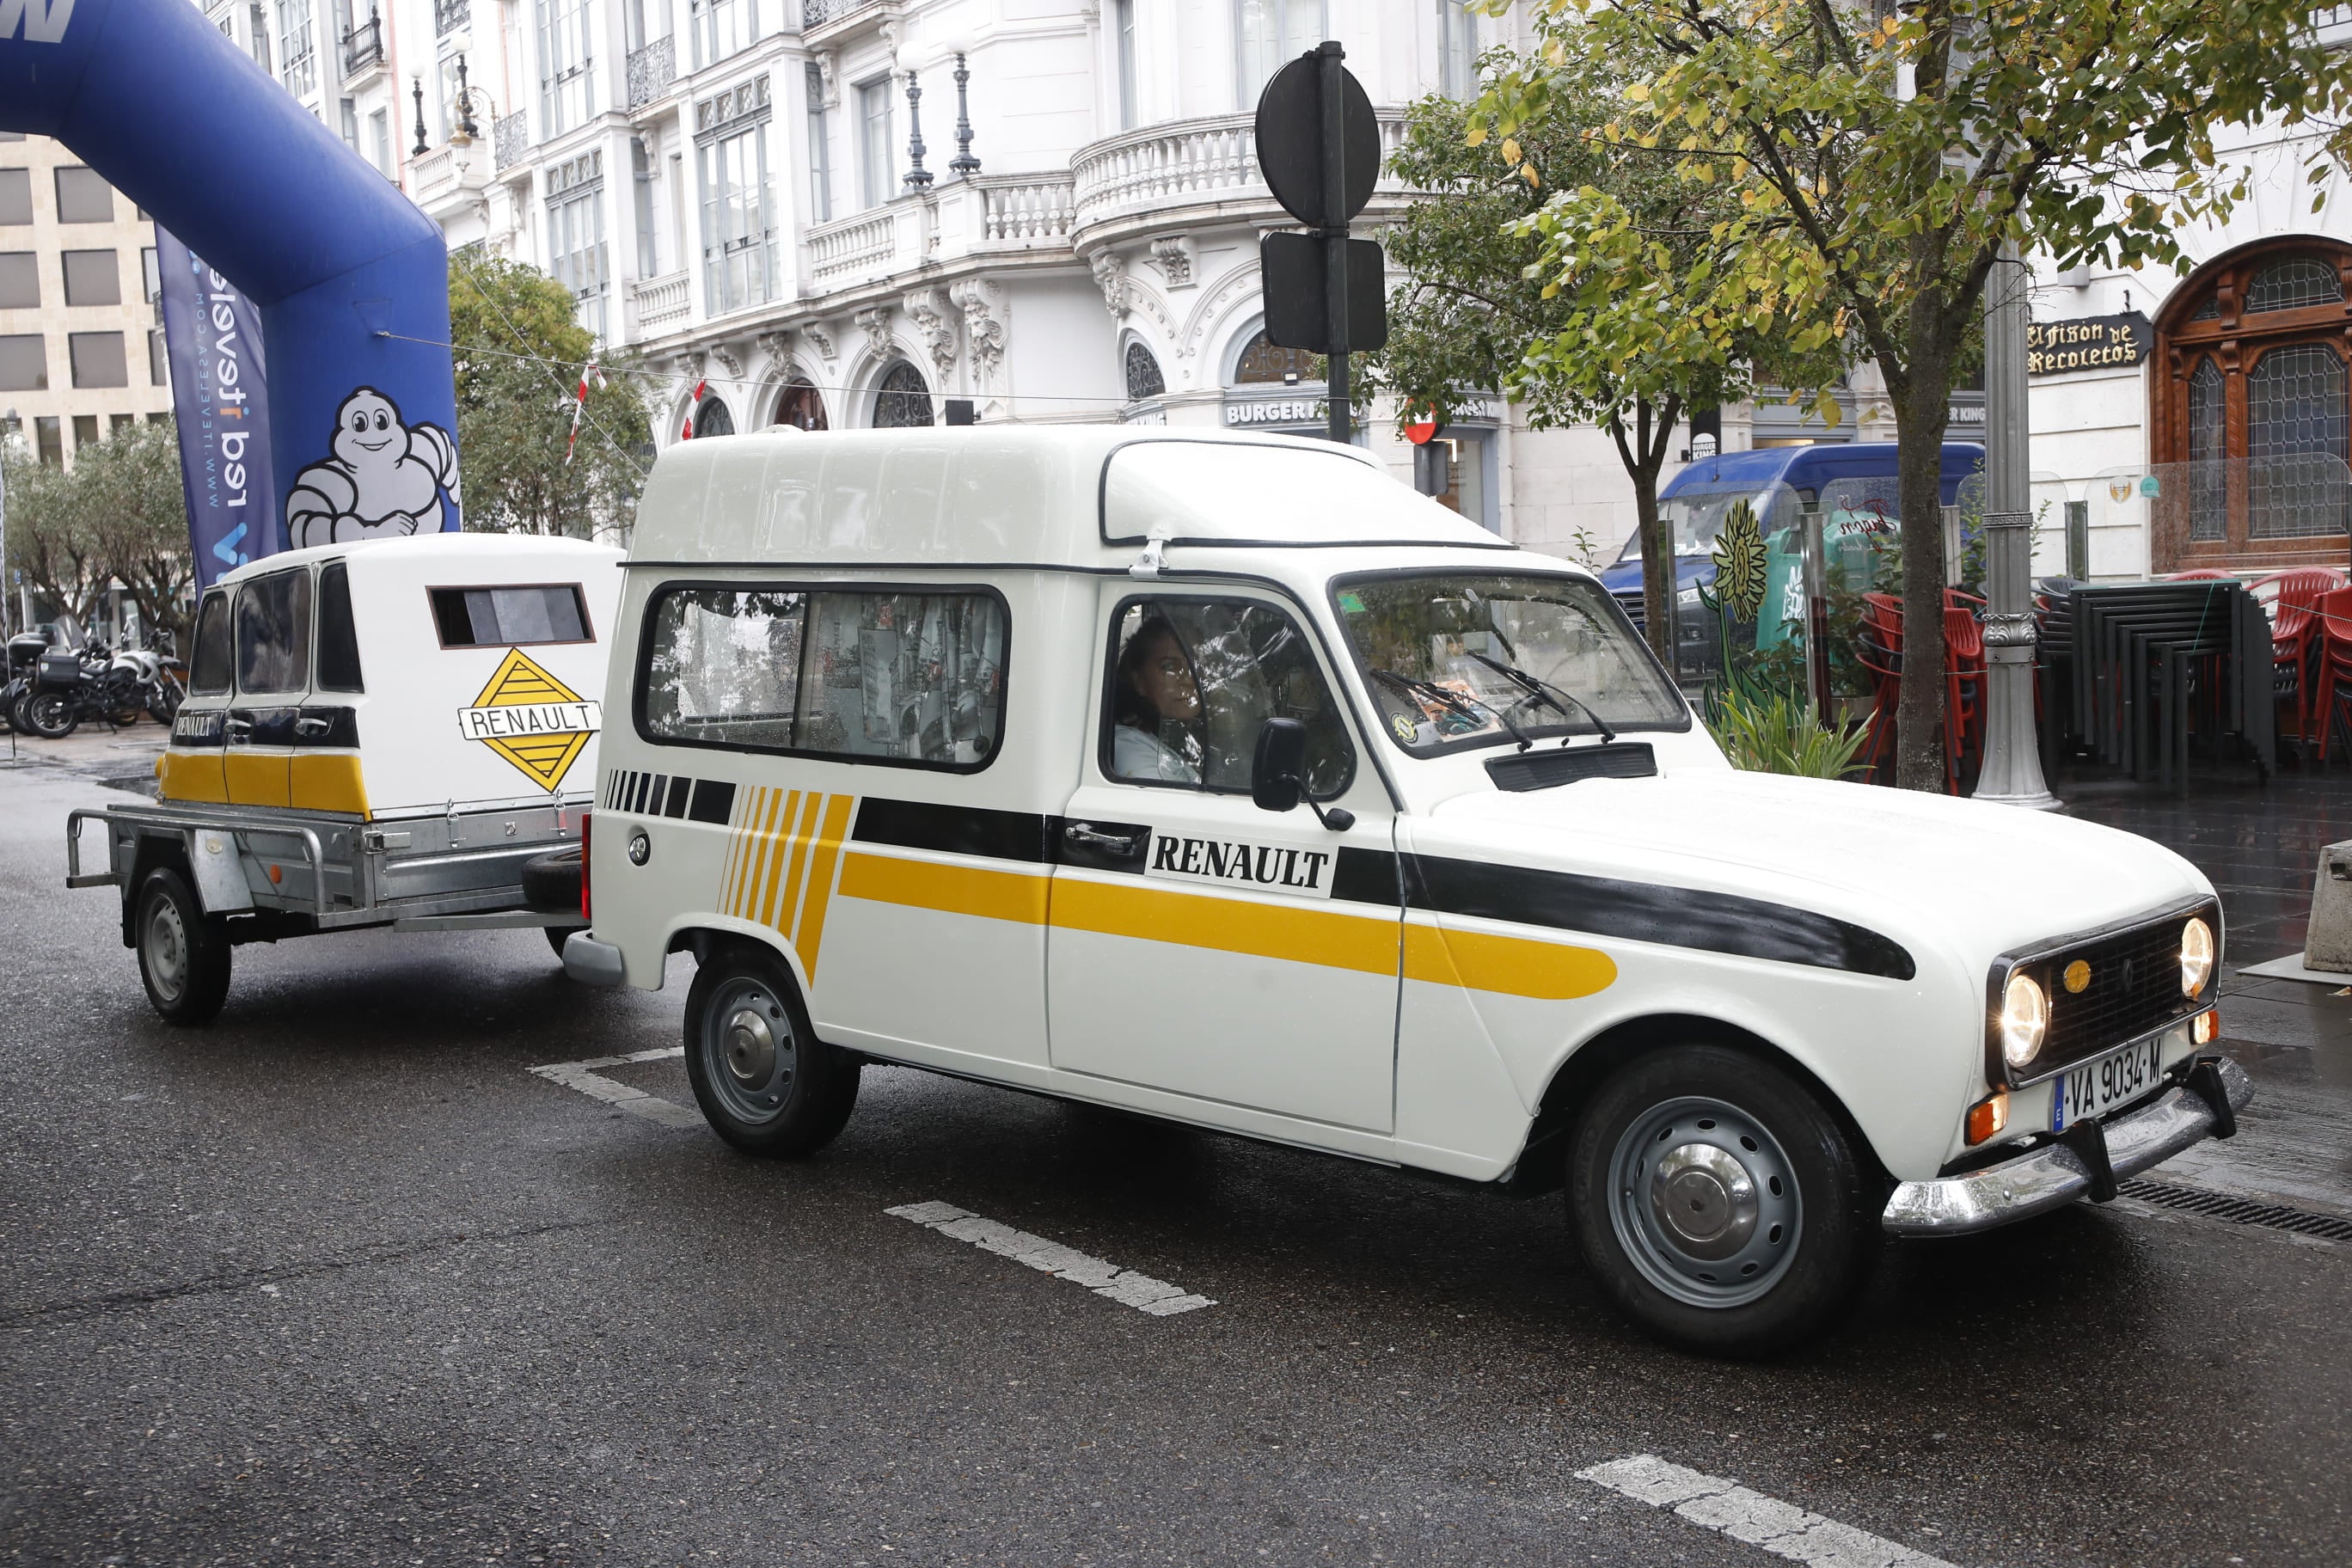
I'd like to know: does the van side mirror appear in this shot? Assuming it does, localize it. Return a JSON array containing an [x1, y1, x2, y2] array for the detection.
[[1251, 717, 1355, 832], [1251, 718, 1307, 813]]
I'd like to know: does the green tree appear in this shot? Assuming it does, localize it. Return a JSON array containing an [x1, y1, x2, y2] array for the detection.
[[1492, 0, 2352, 788], [1373, 46, 1847, 659], [449, 254, 652, 541], [3, 420, 193, 644]]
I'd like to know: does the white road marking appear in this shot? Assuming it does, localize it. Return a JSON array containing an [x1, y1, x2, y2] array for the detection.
[[886, 1200, 1216, 1317], [1577, 1455, 1957, 1568], [528, 1047, 702, 1128]]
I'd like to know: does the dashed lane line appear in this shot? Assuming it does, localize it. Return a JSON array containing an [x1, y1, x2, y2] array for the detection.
[[528, 1047, 703, 1128], [887, 1200, 1216, 1317], [1578, 1455, 1958, 1568]]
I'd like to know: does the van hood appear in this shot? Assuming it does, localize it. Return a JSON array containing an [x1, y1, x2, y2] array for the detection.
[[1424, 769, 2209, 971]]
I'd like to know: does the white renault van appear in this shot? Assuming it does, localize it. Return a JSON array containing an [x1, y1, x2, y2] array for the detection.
[[567, 426, 2246, 1354]]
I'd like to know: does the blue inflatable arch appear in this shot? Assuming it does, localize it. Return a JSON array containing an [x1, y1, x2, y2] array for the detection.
[[1, 0, 458, 556]]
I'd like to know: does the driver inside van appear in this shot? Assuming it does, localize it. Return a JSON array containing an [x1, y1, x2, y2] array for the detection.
[[1111, 614, 1204, 784]]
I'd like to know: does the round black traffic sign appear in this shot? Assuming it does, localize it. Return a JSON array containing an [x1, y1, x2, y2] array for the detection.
[[1253, 51, 1379, 229]]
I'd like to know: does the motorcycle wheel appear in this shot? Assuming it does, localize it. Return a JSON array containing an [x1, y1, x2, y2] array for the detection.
[[147, 680, 185, 726], [25, 691, 79, 739]]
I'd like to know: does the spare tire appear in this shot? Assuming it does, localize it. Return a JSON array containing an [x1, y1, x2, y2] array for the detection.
[[521, 843, 585, 913]]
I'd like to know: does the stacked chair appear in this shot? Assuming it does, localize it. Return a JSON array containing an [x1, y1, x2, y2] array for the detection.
[[2312, 585, 2352, 761], [1850, 590, 1986, 793], [2067, 579, 2275, 787], [2253, 567, 2350, 754]]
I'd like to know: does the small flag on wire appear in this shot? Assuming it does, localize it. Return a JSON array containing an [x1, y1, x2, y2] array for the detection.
[[681, 377, 707, 442], [564, 357, 605, 465]]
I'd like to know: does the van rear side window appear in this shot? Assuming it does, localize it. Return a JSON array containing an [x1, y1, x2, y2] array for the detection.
[[431, 585, 590, 647], [316, 561, 363, 691], [639, 585, 1007, 770], [188, 591, 232, 694], [236, 569, 311, 695]]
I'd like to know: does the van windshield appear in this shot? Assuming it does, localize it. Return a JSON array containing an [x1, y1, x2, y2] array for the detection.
[[1331, 573, 1689, 755]]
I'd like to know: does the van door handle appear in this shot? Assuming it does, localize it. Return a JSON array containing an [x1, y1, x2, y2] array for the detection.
[[224, 718, 253, 741], [294, 716, 330, 738], [1065, 821, 1141, 856]]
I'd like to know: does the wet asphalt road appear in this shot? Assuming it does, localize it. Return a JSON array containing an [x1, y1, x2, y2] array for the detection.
[[3, 757, 2349, 1568]]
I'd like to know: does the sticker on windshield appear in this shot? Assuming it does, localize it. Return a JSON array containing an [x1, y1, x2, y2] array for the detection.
[[1392, 712, 1418, 744]]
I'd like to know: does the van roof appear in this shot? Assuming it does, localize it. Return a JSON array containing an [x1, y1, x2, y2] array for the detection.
[[212, 530, 622, 588], [628, 426, 1505, 566], [1660, 442, 1986, 502]]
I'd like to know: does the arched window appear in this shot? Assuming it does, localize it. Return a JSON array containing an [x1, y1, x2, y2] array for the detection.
[[872, 360, 934, 427], [2153, 239, 2352, 569], [695, 397, 736, 438], [772, 378, 828, 431], [1124, 340, 1165, 402], [1230, 329, 1317, 386]]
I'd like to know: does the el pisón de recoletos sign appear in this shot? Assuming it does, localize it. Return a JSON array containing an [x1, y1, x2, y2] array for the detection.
[[2026, 312, 2152, 377]]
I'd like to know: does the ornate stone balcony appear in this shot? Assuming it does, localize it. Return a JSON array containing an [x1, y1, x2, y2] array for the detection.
[[493, 110, 529, 172], [627, 35, 676, 110], [1069, 109, 1411, 251], [631, 272, 693, 334], [975, 173, 1076, 249], [408, 141, 487, 217], [806, 208, 905, 291]]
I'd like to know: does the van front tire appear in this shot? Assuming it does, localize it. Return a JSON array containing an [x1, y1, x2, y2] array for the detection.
[[683, 943, 859, 1157], [1567, 1044, 1878, 1357]]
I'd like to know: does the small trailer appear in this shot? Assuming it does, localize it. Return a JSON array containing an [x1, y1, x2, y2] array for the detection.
[[67, 533, 622, 1022]]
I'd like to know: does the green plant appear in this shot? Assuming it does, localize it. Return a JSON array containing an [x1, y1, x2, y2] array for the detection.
[[1706, 688, 1876, 780]]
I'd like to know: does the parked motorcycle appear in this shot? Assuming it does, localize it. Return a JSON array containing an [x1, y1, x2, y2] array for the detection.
[[21, 646, 150, 739], [3, 631, 51, 735]]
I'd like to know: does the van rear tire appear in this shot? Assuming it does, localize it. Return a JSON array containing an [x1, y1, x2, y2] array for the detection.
[[135, 867, 232, 1026], [683, 943, 859, 1157]]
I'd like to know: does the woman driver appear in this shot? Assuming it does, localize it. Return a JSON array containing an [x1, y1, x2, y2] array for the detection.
[[1111, 615, 1204, 783]]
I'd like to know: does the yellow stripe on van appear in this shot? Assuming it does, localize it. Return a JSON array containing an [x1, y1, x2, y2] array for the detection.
[[223, 750, 291, 808], [836, 852, 1053, 925], [749, 787, 795, 924], [289, 753, 370, 818], [770, 791, 820, 934], [795, 794, 855, 981], [1049, 877, 1400, 977], [1402, 922, 1616, 1001]]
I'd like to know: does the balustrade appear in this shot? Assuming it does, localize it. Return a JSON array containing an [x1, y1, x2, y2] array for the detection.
[[626, 36, 675, 109]]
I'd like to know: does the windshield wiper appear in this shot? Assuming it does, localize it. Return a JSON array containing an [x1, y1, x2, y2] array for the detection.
[[1465, 652, 1618, 746], [1368, 666, 1534, 750]]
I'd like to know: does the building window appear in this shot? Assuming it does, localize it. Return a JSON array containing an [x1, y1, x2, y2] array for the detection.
[[53, 166, 114, 224], [1235, 0, 1324, 107], [150, 328, 168, 387], [34, 415, 61, 465], [141, 246, 160, 304], [278, 0, 317, 97], [340, 97, 360, 152], [1115, 0, 1138, 129], [248, 2, 273, 74], [62, 249, 119, 307], [696, 80, 777, 315], [695, 396, 735, 438], [857, 77, 894, 210], [2153, 240, 2352, 567], [1124, 340, 1165, 402], [0, 252, 36, 309], [0, 334, 45, 391], [1436, 0, 1476, 99], [547, 152, 609, 341], [537, 0, 596, 139], [70, 331, 129, 389], [371, 108, 393, 175], [873, 360, 932, 427], [1232, 328, 1316, 384], [73, 413, 100, 450], [438, 52, 465, 138], [631, 135, 661, 278], [805, 63, 832, 224], [0, 168, 29, 224], [689, 0, 760, 70], [773, 378, 826, 430]]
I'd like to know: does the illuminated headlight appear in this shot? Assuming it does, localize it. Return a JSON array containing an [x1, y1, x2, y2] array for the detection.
[[2181, 916, 2214, 997], [2000, 971, 2049, 1070]]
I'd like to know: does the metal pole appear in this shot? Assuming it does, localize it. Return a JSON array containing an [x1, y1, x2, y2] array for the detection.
[[1799, 500, 1830, 726], [1318, 40, 1349, 445], [1973, 242, 2061, 809]]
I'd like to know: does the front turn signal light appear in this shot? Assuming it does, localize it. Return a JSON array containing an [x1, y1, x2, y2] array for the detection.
[[2194, 1008, 2218, 1045], [1965, 1092, 2010, 1146]]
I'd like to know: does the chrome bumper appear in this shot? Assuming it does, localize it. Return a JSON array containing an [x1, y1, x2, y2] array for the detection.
[[1883, 1055, 2253, 1237]]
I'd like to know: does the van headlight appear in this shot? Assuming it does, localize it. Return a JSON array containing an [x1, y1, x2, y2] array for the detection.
[[2181, 916, 2214, 997], [2000, 971, 2049, 1070]]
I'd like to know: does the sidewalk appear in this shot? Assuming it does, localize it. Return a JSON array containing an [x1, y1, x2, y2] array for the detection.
[[0, 715, 168, 793]]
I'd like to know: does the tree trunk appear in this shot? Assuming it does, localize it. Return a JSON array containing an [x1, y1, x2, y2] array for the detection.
[[1894, 311, 1954, 793], [1610, 395, 1684, 666]]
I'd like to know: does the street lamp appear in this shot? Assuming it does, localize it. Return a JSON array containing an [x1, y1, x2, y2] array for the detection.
[[412, 76, 429, 156], [451, 54, 481, 143]]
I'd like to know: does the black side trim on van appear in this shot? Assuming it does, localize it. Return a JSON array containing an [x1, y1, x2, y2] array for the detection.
[[687, 779, 737, 824], [1400, 854, 1915, 981], [851, 797, 1057, 864]]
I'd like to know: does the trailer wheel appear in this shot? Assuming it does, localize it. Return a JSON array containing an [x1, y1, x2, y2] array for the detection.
[[135, 866, 231, 1026], [683, 943, 860, 1157]]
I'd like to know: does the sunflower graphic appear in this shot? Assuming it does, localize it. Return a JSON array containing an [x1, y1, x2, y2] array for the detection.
[[1710, 499, 1767, 622]]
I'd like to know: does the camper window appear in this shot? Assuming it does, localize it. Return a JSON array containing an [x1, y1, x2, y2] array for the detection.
[[189, 590, 232, 695], [431, 584, 591, 648], [236, 569, 312, 695], [638, 584, 1008, 770], [316, 562, 364, 692]]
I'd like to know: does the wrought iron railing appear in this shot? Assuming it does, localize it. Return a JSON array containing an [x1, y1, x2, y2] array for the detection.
[[802, 0, 878, 28], [436, 0, 469, 38], [627, 35, 676, 108], [494, 110, 528, 170], [340, 12, 383, 77]]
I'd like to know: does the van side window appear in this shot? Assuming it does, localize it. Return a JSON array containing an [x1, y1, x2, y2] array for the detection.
[[315, 561, 364, 692], [235, 569, 311, 695], [1102, 597, 1354, 799], [431, 584, 590, 647], [188, 590, 233, 695], [640, 585, 1008, 769]]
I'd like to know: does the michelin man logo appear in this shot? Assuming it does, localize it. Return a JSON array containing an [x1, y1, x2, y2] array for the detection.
[[285, 388, 462, 547]]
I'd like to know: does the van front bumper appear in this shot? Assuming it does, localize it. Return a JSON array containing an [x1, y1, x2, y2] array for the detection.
[[1882, 1055, 2252, 1237]]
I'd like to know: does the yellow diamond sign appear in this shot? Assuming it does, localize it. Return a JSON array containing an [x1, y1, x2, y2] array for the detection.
[[456, 648, 603, 792]]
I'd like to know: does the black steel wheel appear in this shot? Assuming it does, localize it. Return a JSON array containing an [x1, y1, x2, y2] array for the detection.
[[24, 691, 78, 739], [683, 942, 860, 1157], [134, 865, 232, 1026], [1567, 1044, 1880, 1357]]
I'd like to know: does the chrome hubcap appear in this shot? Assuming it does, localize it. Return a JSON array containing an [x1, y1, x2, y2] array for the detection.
[[723, 1008, 777, 1086], [1608, 1096, 1802, 1309]]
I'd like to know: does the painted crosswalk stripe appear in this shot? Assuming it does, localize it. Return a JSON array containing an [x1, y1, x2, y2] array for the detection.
[[528, 1046, 702, 1129], [1577, 1455, 1957, 1568], [886, 1200, 1216, 1317]]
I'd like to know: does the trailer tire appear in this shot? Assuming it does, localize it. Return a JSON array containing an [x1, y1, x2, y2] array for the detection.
[[683, 943, 860, 1157], [135, 866, 231, 1026], [520, 845, 584, 913]]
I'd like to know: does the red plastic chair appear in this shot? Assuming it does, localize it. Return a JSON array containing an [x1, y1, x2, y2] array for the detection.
[[1943, 606, 1986, 793], [2166, 568, 2239, 581], [2256, 567, 2351, 747], [2314, 587, 2352, 760]]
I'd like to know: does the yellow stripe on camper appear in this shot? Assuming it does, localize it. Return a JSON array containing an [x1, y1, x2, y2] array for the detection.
[[288, 752, 371, 818]]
